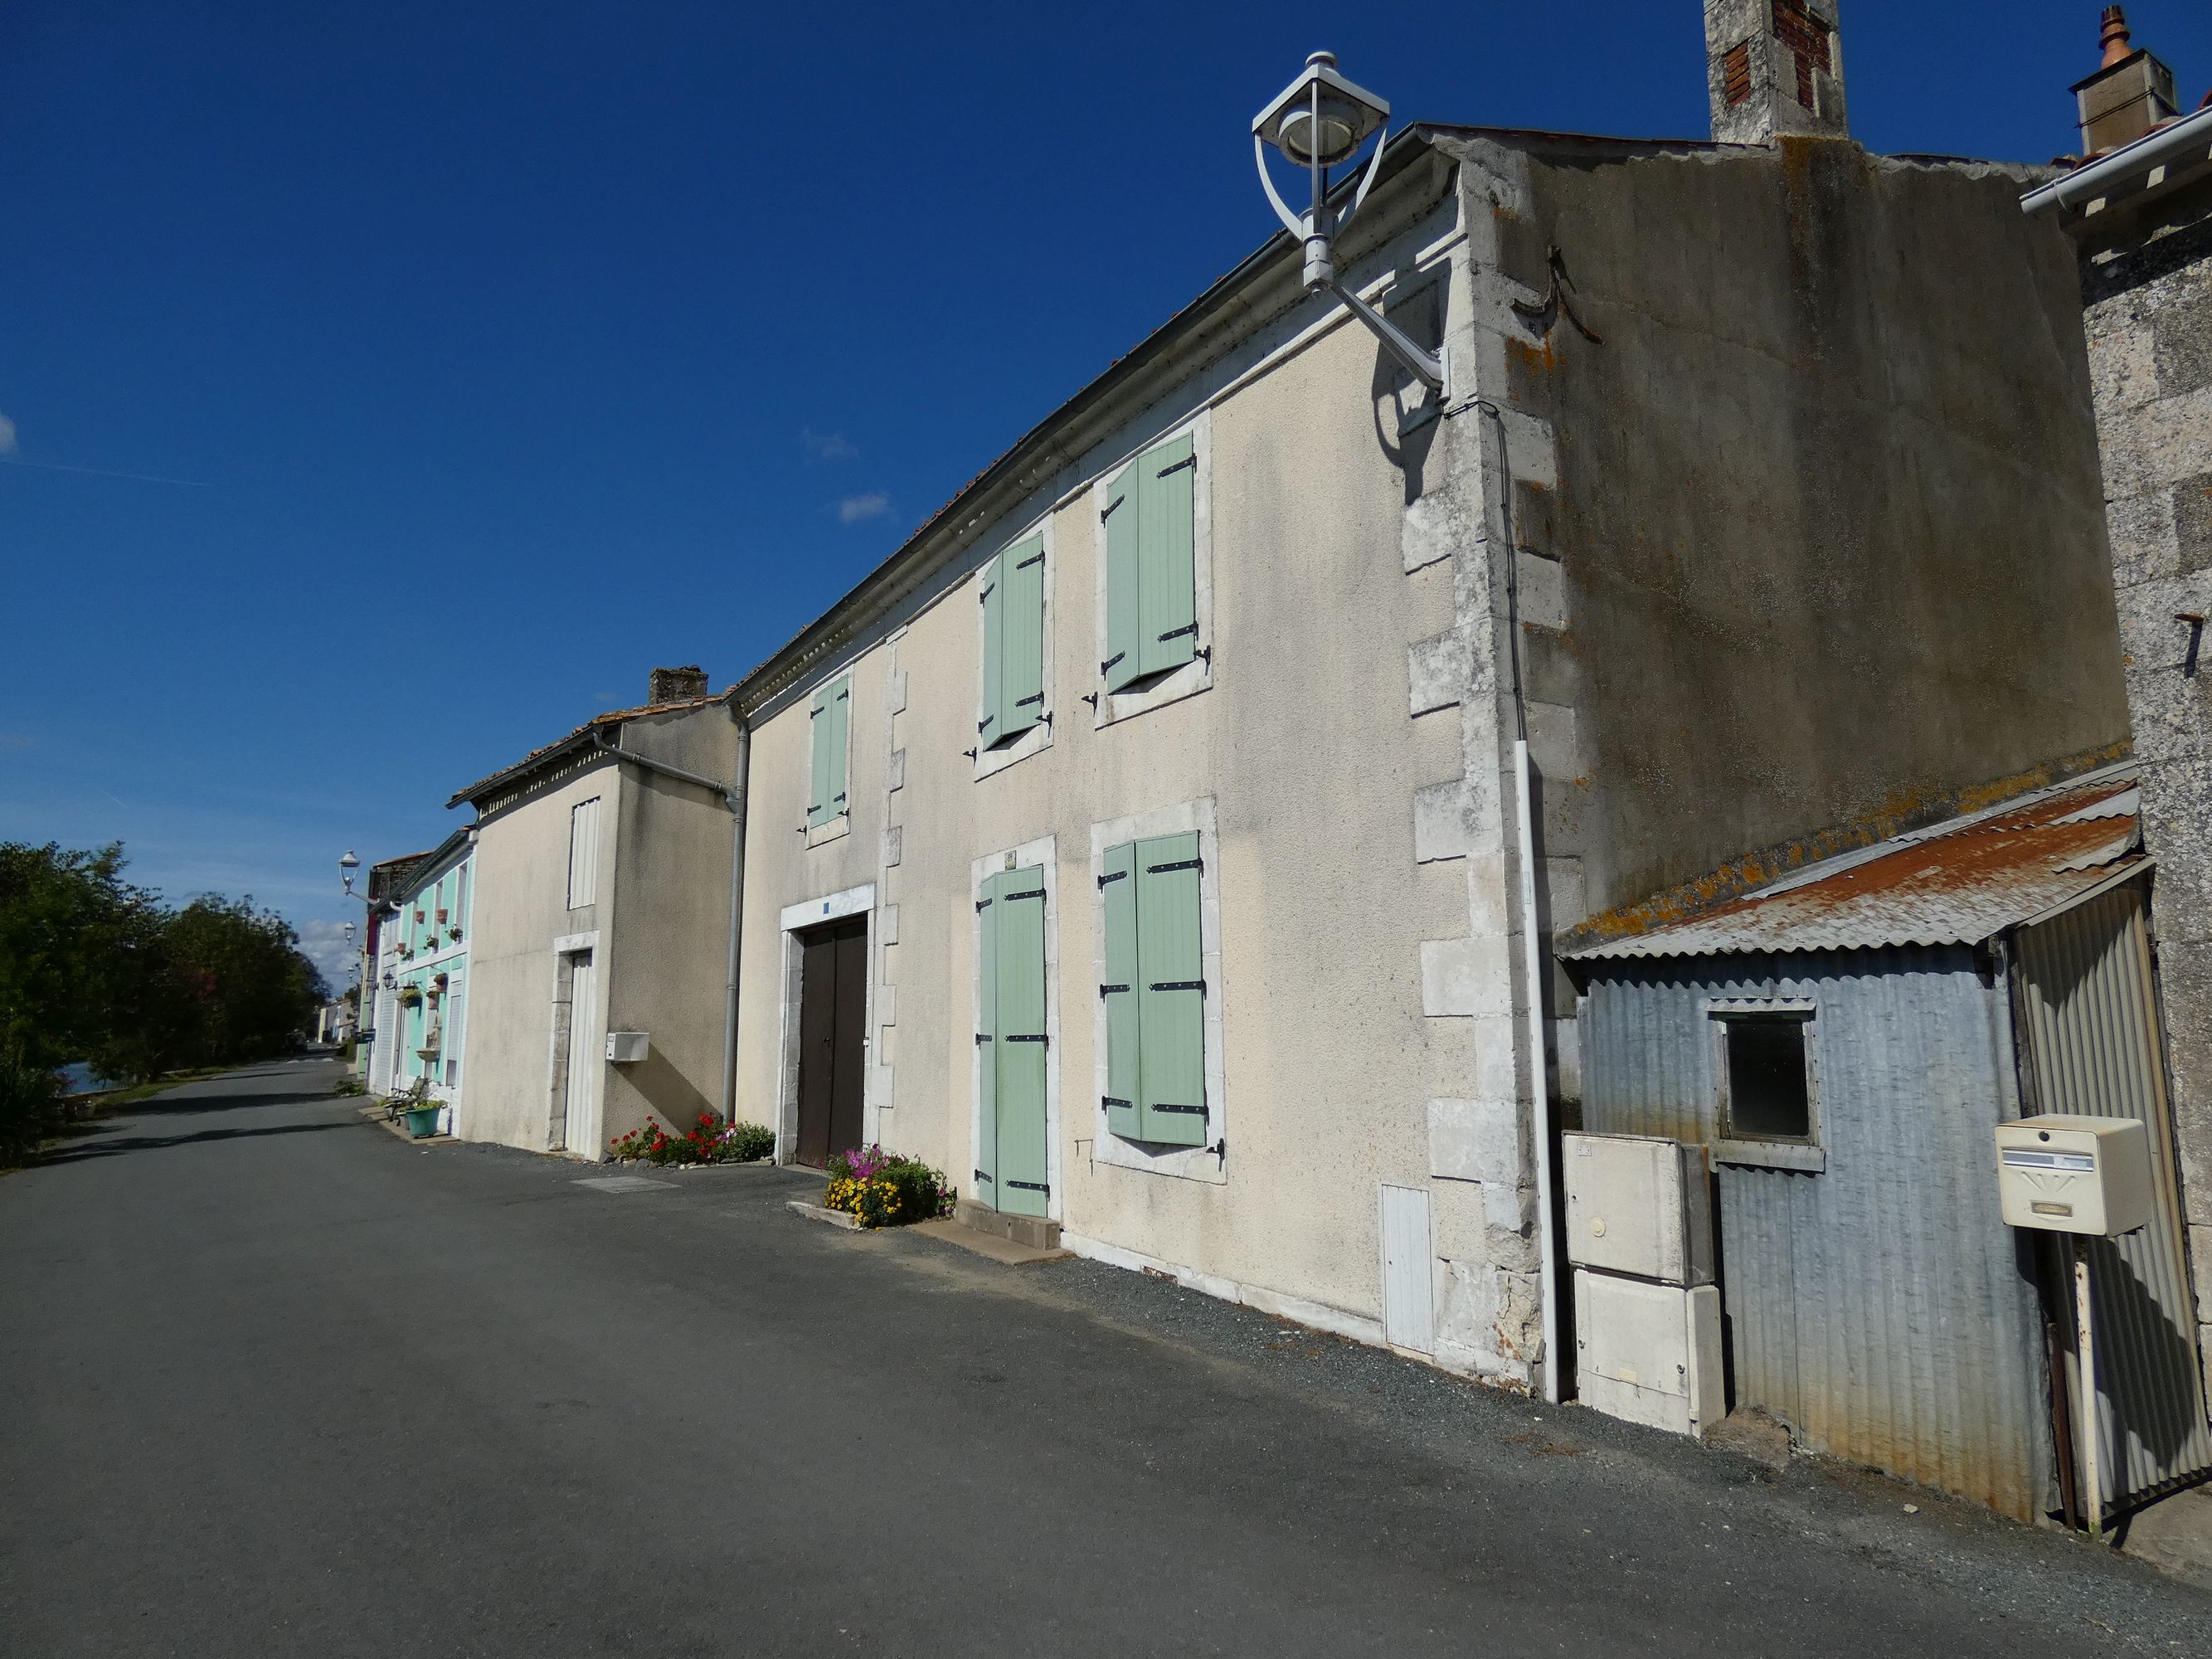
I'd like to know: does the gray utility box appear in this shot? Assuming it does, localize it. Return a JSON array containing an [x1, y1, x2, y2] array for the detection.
[[1574, 1268, 1726, 1438], [605, 1031, 649, 1064], [1563, 1132, 1715, 1286]]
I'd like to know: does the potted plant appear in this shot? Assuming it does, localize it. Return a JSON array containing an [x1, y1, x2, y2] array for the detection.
[[398, 1078, 441, 1139]]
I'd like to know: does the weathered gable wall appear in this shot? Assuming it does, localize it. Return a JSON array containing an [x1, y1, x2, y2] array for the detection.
[[1486, 138, 2131, 927]]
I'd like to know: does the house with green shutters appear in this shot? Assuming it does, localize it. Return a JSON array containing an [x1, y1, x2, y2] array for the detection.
[[720, 7, 2140, 1427]]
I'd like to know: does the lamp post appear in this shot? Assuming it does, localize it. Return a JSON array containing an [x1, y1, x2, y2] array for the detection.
[[1252, 52, 1444, 391]]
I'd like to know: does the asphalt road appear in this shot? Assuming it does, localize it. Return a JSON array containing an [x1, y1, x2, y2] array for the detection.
[[3, 1062, 2206, 1657]]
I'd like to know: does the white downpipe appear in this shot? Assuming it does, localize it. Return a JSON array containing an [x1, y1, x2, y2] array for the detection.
[[1515, 737, 1561, 1404]]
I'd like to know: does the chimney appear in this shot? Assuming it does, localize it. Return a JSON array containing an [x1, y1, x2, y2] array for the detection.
[[1705, 0, 1848, 144], [2071, 7, 2180, 154], [647, 664, 710, 704]]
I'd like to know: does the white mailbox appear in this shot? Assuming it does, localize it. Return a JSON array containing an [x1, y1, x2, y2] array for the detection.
[[605, 1031, 649, 1064], [1563, 1132, 1714, 1286], [1995, 1114, 2153, 1238]]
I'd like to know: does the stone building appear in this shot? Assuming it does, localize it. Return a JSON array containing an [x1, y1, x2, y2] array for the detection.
[[2023, 4, 2212, 1485], [722, 1, 2135, 1435]]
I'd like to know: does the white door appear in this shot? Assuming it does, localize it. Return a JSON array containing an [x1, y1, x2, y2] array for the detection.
[[1380, 1183, 1437, 1355], [563, 952, 600, 1156], [370, 986, 397, 1094]]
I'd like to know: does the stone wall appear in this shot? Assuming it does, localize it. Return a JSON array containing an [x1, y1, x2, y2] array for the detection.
[[2083, 203, 2212, 1399]]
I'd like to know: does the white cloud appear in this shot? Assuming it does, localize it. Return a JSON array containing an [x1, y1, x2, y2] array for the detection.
[[296, 917, 360, 995], [0, 413, 16, 455], [838, 491, 891, 524], [801, 426, 856, 462]]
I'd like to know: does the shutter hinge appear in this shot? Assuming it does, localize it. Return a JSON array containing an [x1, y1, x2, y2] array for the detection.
[[1098, 982, 1129, 997], [974, 1168, 993, 1185], [1005, 1179, 1048, 1193], [1004, 1034, 1047, 1044], [1014, 552, 1043, 571], [979, 715, 994, 732], [1152, 1102, 1206, 1117], [1149, 980, 1205, 994], [1100, 497, 1123, 523], [1157, 453, 1197, 477], [1097, 869, 1126, 888], [1014, 693, 1043, 708], [1101, 651, 1125, 676], [1145, 859, 1202, 875], [1157, 623, 1198, 644], [975, 1033, 992, 1044], [1102, 1095, 1132, 1109], [975, 898, 993, 911]]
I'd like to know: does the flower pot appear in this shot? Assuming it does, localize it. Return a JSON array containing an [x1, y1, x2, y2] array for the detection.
[[405, 1104, 442, 1138]]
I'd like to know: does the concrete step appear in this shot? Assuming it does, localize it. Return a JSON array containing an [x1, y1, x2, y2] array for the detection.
[[954, 1199, 1060, 1253]]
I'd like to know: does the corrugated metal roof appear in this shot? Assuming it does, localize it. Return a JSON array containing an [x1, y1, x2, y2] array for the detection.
[[1564, 774, 2144, 961]]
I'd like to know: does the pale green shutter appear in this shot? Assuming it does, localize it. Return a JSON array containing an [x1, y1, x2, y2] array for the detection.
[[806, 684, 832, 825], [1135, 831, 1206, 1146], [975, 878, 999, 1204], [806, 678, 851, 826], [1135, 435, 1197, 680], [1103, 465, 1142, 693], [999, 536, 1045, 742], [994, 867, 1049, 1216], [979, 556, 1004, 749], [1100, 842, 1141, 1140]]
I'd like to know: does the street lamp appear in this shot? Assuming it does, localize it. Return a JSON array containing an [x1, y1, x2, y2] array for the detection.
[[338, 849, 360, 898], [1252, 51, 1443, 391]]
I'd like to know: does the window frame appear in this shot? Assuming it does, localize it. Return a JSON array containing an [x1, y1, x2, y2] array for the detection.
[[974, 516, 1056, 782], [804, 674, 853, 847], [1704, 996, 1826, 1173], [566, 795, 602, 910], [1089, 797, 1226, 1185], [969, 837, 1062, 1219], [1091, 410, 1213, 729]]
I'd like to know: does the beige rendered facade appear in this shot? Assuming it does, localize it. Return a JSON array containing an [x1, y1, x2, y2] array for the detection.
[[458, 697, 743, 1160], [731, 148, 1549, 1381]]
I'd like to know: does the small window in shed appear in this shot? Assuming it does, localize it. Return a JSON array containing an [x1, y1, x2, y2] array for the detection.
[[1720, 1014, 1813, 1142]]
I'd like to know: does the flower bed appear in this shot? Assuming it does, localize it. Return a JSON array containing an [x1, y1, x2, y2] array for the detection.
[[610, 1113, 775, 1167], [821, 1143, 954, 1229]]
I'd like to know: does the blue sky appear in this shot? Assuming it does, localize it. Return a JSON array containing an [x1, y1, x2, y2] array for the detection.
[[4, 0, 2207, 990]]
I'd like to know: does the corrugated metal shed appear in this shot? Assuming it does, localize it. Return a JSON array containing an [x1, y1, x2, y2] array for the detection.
[[1578, 947, 2054, 1519], [1565, 775, 2142, 961]]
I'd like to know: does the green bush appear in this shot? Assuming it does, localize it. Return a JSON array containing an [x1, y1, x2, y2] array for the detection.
[[0, 1045, 61, 1169]]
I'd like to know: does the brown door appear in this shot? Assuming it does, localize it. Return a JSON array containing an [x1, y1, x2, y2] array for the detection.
[[794, 915, 868, 1168]]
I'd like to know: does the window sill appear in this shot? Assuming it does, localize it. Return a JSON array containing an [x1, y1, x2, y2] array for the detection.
[[1713, 1138, 1826, 1174], [805, 815, 851, 849], [1096, 656, 1212, 729], [975, 718, 1052, 781]]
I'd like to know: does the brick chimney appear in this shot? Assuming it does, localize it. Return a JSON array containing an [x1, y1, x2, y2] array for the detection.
[[2071, 7, 2180, 154], [1705, 0, 1848, 144], [647, 664, 710, 704]]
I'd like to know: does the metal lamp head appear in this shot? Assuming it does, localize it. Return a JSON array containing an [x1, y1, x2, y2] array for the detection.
[[339, 849, 359, 893], [1252, 51, 1391, 290], [1254, 51, 1388, 167]]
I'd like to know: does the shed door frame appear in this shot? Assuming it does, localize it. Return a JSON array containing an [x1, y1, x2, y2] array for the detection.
[[2011, 878, 2212, 1520]]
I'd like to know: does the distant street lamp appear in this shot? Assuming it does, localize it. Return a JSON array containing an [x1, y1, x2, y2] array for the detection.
[[1252, 51, 1443, 390], [338, 849, 361, 898]]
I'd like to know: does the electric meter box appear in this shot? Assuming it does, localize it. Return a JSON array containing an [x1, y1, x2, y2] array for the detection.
[[1563, 1132, 1714, 1286], [605, 1031, 649, 1064], [1994, 1114, 2154, 1238], [1573, 1268, 1725, 1438]]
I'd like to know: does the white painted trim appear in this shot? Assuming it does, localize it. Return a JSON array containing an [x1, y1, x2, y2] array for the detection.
[[780, 884, 874, 932], [969, 835, 1062, 1222], [974, 512, 1057, 781], [805, 814, 851, 848], [1061, 1228, 1386, 1348], [1092, 408, 1215, 729], [1088, 796, 1227, 1185], [771, 883, 878, 1165], [551, 929, 600, 955]]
